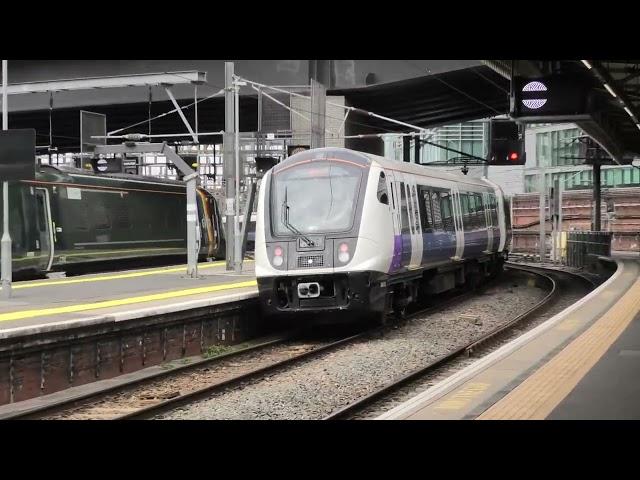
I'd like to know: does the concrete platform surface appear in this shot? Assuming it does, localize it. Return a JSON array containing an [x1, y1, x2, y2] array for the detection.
[[0, 260, 257, 337], [379, 258, 640, 420]]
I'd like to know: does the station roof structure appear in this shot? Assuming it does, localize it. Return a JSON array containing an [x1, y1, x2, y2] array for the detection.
[[484, 60, 640, 162], [5, 61, 639, 162]]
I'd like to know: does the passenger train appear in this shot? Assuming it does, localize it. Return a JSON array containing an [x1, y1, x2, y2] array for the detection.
[[255, 147, 511, 323], [1, 164, 225, 278]]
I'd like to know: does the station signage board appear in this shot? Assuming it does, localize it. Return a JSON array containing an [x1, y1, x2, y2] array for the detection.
[[0, 129, 36, 181], [511, 75, 596, 122]]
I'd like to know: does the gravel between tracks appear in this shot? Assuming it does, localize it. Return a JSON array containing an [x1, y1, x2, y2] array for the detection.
[[158, 271, 548, 420]]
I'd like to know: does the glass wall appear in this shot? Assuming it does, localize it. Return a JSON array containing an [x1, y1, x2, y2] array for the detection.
[[382, 120, 487, 163], [536, 127, 583, 167], [525, 166, 640, 192]]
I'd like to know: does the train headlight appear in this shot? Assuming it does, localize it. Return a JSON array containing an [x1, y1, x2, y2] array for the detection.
[[337, 243, 350, 263], [272, 245, 284, 267]]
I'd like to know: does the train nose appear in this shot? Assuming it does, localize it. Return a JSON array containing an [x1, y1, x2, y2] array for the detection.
[[298, 282, 320, 298]]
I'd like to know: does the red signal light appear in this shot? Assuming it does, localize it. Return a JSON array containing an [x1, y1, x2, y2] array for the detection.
[[509, 152, 519, 161]]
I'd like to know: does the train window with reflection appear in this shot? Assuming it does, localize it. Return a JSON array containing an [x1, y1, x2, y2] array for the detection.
[[399, 182, 410, 235], [271, 159, 363, 235], [490, 195, 499, 225], [440, 192, 454, 232], [419, 187, 432, 232], [411, 185, 421, 231], [431, 191, 442, 231]]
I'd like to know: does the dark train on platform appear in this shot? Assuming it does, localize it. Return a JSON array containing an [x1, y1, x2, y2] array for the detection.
[[0, 164, 225, 278], [255, 147, 512, 323]]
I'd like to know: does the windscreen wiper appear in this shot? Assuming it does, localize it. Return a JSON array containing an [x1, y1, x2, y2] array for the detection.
[[281, 187, 315, 247]]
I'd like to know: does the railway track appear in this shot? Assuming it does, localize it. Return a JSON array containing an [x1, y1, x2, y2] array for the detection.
[[5, 288, 472, 420], [4, 264, 571, 421], [323, 263, 595, 420]]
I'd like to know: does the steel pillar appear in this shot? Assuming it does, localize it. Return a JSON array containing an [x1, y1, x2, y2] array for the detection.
[[539, 171, 546, 262], [593, 162, 602, 231], [1, 60, 11, 299], [403, 136, 411, 162], [223, 63, 236, 271]]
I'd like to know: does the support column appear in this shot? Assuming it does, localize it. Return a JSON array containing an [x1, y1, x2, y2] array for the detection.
[[414, 135, 421, 163], [539, 171, 546, 262], [1, 59, 11, 299], [593, 162, 602, 231], [185, 174, 199, 278], [403, 136, 411, 162], [223, 62, 236, 271]]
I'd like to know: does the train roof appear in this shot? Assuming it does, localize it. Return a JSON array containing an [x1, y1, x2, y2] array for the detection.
[[363, 151, 493, 189], [279, 147, 493, 190], [37, 164, 189, 188]]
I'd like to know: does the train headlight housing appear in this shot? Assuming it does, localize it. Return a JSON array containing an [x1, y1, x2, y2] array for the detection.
[[337, 242, 350, 264], [272, 245, 284, 267]]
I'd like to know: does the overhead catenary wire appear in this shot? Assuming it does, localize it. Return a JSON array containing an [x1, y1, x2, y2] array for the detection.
[[235, 75, 436, 135], [108, 86, 225, 136]]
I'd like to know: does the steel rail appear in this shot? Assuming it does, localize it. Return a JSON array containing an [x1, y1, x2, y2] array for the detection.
[[322, 265, 594, 420]]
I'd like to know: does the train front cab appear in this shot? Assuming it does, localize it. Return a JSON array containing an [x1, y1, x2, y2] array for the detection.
[[255, 148, 389, 323]]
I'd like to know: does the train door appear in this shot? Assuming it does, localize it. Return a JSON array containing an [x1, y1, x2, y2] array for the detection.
[[483, 192, 494, 252], [34, 188, 55, 271], [407, 181, 423, 268], [450, 186, 465, 259], [386, 171, 403, 272]]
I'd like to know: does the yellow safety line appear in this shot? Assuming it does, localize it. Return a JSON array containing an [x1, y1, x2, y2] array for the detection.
[[5, 259, 254, 290], [477, 277, 640, 420], [0, 279, 258, 323]]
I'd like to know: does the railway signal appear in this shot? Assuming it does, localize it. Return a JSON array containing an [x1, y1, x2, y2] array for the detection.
[[486, 119, 526, 166]]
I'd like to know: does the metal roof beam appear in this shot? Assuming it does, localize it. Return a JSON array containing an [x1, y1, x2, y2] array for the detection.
[[587, 61, 640, 126], [4, 71, 206, 95]]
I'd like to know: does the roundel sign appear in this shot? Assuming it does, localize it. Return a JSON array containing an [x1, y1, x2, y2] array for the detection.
[[96, 158, 109, 172], [521, 81, 548, 110]]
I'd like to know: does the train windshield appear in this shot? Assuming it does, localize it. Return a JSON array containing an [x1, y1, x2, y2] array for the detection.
[[271, 160, 363, 235]]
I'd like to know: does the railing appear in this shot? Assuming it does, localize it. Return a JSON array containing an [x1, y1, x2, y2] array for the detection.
[[565, 231, 612, 268]]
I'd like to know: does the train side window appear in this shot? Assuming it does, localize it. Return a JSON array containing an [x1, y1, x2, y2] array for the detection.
[[377, 171, 389, 205], [411, 184, 421, 232], [93, 204, 111, 230], [430, 191, 442, 231], [440, 192, 454, 233], [390, 181, 396, 209], [35, 192, 47, 233], [490, 194, 499, 225], [476, 194, 486, 228], [419, 187, 432, 232], [400, 182, 410, 235]]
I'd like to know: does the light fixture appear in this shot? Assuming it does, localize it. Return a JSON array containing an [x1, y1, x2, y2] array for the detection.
[[581, 60, 593, 70], [603, 83, 617, 98], [637, 124, 640, 131], [624, 107, 634, 117]]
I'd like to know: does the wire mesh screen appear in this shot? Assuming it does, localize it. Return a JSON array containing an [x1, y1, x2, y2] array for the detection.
[[261, 92, 293, 133]]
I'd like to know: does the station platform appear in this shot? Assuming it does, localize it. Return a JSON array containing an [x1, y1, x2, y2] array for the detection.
[[379, 257, 640, 420], [0, 260, 257, 340]]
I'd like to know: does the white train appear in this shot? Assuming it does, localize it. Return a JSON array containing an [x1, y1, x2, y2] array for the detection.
[[255, 147, 511, 323]]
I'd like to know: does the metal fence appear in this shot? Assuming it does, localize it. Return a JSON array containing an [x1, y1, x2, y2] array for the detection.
[[565, 231, 612, 268]]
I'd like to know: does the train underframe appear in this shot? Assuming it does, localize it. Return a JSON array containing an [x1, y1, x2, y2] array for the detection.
[[257, 252, 507, 324]]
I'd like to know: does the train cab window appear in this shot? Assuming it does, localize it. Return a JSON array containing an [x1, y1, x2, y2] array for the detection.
[[400, 182, 410, 235], [377, 172, 389, 205]]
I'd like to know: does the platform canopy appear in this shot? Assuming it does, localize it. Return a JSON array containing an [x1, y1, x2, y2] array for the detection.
[[484, 60, 640, 162], [330, 65, 510, 132]]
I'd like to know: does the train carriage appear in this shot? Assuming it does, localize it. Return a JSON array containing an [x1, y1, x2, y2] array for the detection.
[[255, 147, 511, 323], [1, 164, 225, 278]]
